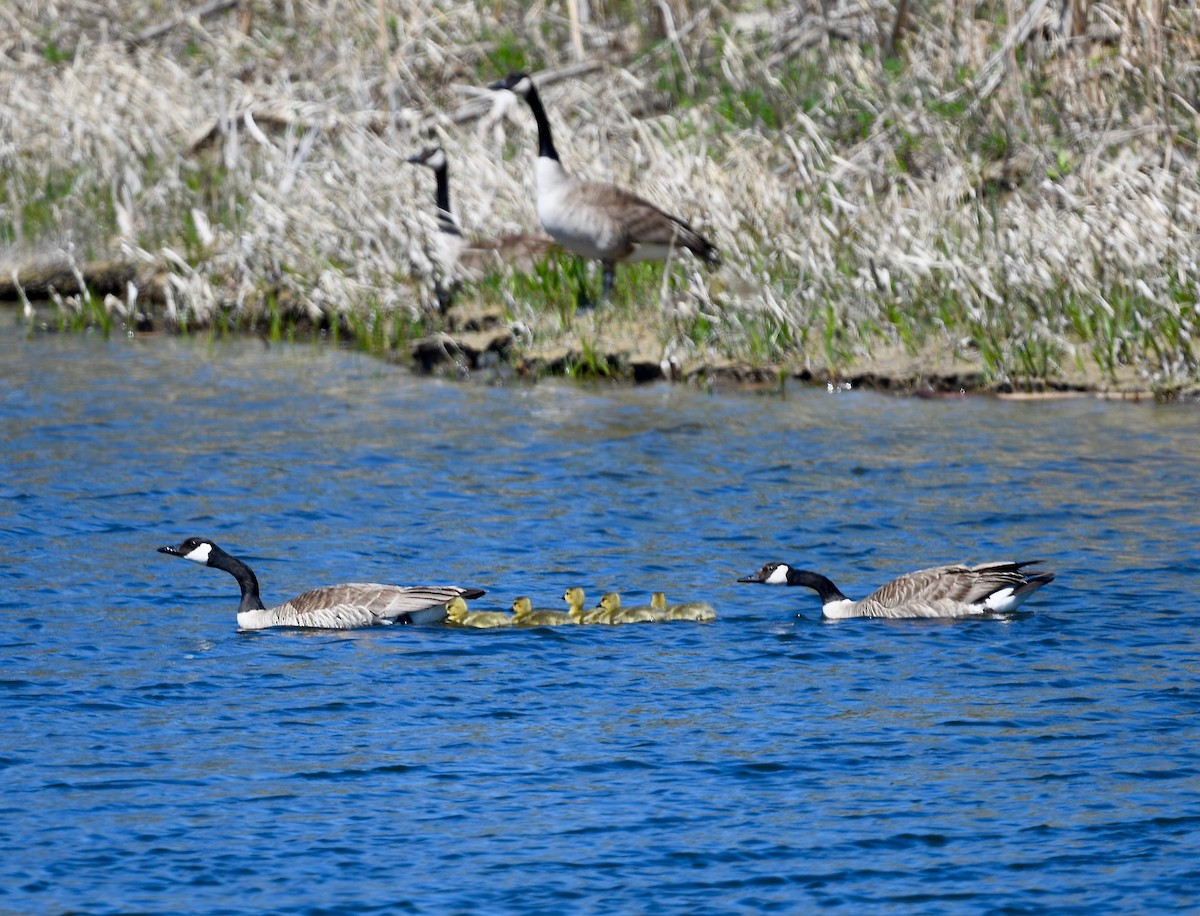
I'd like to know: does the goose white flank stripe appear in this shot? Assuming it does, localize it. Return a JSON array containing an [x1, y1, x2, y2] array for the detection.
[[487, 71, 719, 302], [737, 560, 1055, 620], [158, 537, 486, 630]]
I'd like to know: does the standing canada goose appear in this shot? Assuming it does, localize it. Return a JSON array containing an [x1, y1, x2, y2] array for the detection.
[[564, 586, 601, 624], [445, 595, 513, 628], [406, 146, 555, 305], [487, 71, 719, 302], [594, 592, 657, 624], [737, 560, 1055, 620], [650, 591, 717, 622], [157, 537, 486, 629], [511, 595, 574, 627]]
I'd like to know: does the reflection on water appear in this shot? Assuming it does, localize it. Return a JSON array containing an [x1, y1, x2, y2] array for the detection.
[[1, 325, 1198, 913]]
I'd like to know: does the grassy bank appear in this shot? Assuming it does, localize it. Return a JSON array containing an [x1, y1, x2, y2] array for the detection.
[[1, 0, 1197, 395]]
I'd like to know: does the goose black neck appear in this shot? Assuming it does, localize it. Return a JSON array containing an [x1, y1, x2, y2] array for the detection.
[[433, 162, 453, 219], [209, 545, 266, 613], [524, 85, 559, 162], [432, 163, 462, 236], [789, 570, 849, 603]]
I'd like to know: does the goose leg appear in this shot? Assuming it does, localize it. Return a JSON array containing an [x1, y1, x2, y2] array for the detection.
[[435, 281, 454, 313], [601, 262, 616, 301]]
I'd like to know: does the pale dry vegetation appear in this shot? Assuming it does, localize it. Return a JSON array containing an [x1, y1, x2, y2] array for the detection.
[[1, 0, 1197, 393]]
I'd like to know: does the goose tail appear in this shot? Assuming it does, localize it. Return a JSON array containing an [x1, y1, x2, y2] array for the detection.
[[676, 223, 720, 268], [1014, 571, 1056, 597]]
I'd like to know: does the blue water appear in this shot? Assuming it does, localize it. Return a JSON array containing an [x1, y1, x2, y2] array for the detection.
[[2, 325, 1199, 914]]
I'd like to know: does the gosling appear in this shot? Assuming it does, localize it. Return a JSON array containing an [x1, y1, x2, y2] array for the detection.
[[445, 596, 513, 629], [651, 592, 717, 622], [565, 586, 608, 624], [511, 595, 574, 627], [594, 592, 657, 625]]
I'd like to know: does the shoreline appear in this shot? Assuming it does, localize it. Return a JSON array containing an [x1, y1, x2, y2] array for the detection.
[[3, 265, 1174, 401]]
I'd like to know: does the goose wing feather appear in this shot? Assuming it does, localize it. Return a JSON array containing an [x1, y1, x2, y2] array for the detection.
[[273, 584, 482, 627], [569, 180, 717, 262]]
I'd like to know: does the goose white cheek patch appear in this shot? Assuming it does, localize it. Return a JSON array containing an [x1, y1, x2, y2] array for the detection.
[[183, 543, 212, 564], [765, 565, 791, 585]]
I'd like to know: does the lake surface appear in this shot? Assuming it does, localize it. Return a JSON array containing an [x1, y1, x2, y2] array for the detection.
[[2, 322, 1198, 914]]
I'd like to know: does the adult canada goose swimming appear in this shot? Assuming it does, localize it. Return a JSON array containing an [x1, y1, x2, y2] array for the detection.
[[406, 145, 555, 305], [650, 592, 717, 622], [511, 595, 574, 627], [445, 596, 513, 628], [564, 586, 606, 624], [594, 592, 657, 625], [737, 560, 1055, 620], [157, 537, 486, 630], [487, 71, 719, 302]]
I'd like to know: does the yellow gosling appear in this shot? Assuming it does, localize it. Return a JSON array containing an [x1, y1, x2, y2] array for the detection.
[[445, 596, 514, 628], [565, 586, 608, 624], [652, 592, 717, 622], [511, 595, 574, 627], [595, 592, 656, 625]]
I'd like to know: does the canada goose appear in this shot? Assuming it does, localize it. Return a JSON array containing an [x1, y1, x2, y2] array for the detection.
[[511, 595, 574, 627], [406, 145, 555, 304], [737, 560, 1055, 620], [594, 592, 657, 625], [157, 537, 485, 630], [650, 591, 717, 622], [487, 71, 719, 302], [445, 596, 513, 628]]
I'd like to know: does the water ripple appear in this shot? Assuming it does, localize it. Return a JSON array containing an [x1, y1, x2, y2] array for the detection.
[[1, 331, 1199, 913]]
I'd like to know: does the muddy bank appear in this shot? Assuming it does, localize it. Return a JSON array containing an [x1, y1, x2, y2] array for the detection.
[[410, 301, 1164, 399]]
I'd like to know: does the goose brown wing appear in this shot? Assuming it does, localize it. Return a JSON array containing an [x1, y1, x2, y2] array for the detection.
[[577, 181, 718, 263]]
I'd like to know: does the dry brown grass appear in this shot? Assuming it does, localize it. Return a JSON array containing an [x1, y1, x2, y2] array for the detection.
[[1, 1, 1197, 393]]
